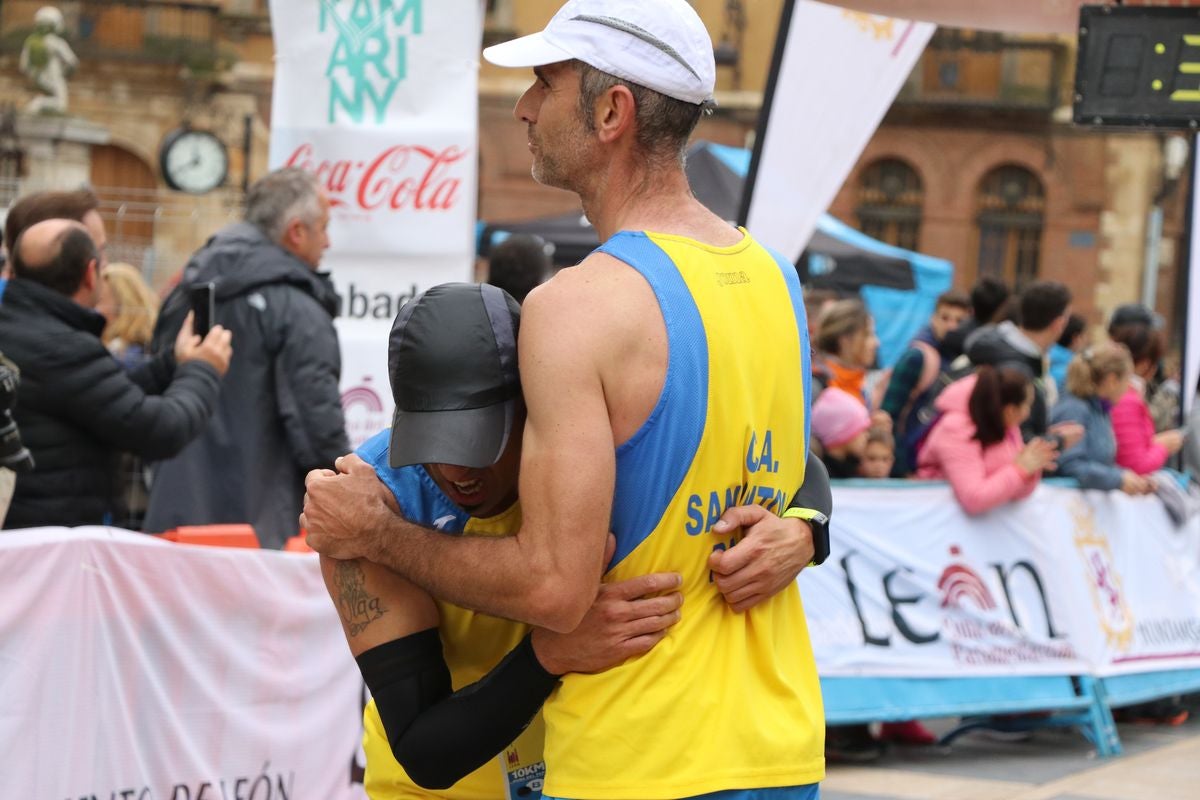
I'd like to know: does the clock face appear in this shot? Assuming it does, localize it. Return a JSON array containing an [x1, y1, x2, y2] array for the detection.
[[161, 129, 229, 194]]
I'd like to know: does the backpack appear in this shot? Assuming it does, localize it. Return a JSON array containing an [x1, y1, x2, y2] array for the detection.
[[898, 353, 976, 473]]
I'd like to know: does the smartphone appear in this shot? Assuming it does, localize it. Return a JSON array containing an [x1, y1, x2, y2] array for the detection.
[[1044, 433, 1067, 451], [188, 282, 216, 337]]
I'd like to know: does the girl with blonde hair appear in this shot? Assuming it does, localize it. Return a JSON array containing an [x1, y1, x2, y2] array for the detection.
[[1049, 342, 1152, 495], [99, 262, 161, 528], [100, 262, 159, 370]]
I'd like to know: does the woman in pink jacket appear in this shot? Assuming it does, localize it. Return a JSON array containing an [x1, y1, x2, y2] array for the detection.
[[1108, 322, 1184, 474], [917, 365, 1059, 515]]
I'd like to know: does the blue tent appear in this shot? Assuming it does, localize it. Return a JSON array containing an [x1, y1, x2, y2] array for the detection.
[[479, 141, 954, 367]]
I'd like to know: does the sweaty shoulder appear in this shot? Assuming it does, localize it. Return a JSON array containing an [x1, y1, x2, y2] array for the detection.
[[523, 252, 658, 348], [521, 251, 666, 444]]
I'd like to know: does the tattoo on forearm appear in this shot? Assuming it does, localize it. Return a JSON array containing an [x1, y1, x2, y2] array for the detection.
[[333, 560, 387, 637]]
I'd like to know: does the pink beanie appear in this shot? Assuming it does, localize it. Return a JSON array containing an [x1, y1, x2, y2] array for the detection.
[[811, 388, 872, 449]]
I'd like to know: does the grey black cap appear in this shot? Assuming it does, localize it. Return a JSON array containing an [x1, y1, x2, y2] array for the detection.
[[1108, 303, 1163, 331], [387, 283, 521, 469]]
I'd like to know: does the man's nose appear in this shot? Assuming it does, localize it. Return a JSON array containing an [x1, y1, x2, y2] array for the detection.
[[514, 87, 537, 123]]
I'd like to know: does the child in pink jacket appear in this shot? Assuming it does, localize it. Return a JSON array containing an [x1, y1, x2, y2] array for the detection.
[[916, 366, 1059, 515]]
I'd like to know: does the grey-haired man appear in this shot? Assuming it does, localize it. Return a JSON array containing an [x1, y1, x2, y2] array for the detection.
[[145, 167, 347, 547]]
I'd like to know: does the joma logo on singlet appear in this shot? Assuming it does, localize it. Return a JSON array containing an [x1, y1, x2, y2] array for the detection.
[[715, 270, 750, 287]]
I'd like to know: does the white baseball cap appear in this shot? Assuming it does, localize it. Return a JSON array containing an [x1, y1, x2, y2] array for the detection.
[[482, 0, 716, 107]]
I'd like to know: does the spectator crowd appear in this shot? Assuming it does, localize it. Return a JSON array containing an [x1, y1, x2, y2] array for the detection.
[[805, 276, 1198, 759], [0, 177, 1195, 545], [0, 170, 558, 542]]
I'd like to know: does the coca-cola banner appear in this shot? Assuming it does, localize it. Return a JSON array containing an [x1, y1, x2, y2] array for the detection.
[[801, 483, 1200, 678], [268, 1, 484, 447], [268, 0, 480, 257]]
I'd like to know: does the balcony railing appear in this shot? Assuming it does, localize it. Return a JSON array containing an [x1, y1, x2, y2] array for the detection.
[[0, 0, 221, 72], [896, 29, 1067, 113]]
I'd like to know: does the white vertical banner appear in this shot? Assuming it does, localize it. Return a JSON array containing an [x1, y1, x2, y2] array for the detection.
[[268, 0, 483, 447], [1185, 136, 1199, 415], [741, 1, 933, 261]]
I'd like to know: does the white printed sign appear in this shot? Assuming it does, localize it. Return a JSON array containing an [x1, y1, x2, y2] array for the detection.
[[800, 484, 1200, 678], [268, 0, 484, 447]]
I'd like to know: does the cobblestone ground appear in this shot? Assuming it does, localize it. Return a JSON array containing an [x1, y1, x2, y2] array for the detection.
[[822, 695, 1200, 800]]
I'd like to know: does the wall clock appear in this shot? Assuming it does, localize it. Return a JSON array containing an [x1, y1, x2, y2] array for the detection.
[[159, 128, 229, 194]]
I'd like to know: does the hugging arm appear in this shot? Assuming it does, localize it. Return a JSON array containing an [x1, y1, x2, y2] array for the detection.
[[708, 451, 833, 611], [321, 555, 557, 790]]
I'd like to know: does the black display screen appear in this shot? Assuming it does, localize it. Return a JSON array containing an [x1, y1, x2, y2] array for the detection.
[[1074, 6, 1200, 129]]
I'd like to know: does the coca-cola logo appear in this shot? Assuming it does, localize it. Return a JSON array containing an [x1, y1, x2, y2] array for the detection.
[[285, 143, 467, 213]]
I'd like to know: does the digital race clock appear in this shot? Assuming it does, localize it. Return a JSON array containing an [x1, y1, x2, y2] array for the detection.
[[1074, 6, 1200, 129]]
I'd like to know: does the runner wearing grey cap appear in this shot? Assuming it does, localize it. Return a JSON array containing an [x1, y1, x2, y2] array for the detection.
[[317, 283, 683, 796], [306, 1, 826, 796]]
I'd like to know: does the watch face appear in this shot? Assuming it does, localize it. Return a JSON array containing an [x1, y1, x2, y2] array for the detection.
[[163, 131, 228, 194]]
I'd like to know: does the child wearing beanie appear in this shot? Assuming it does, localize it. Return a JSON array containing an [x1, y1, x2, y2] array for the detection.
[[811, 388, 872, 478]]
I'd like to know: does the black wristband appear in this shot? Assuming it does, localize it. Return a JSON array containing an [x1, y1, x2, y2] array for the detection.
[[788, 452, 832, 566]]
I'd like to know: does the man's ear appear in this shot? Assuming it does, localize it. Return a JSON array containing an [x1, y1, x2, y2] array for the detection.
[[80, 258, 98, 293], [284, 218, 306, 249], [595, 84, 637, 144]]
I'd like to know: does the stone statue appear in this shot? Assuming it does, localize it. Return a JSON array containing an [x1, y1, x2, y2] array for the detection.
[[19, 7, 78, 115]]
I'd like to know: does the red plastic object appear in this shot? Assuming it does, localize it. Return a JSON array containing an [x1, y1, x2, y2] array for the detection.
[[161, 524, 260, 549], [284, 533, 313, 553]]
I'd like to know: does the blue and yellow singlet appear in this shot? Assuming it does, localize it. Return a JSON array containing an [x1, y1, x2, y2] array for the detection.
[[540, 230, 823, 799], [356, 432, 541, 800]]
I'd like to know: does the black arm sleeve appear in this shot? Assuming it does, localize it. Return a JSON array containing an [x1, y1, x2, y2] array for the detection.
[[788, 451, 832, 566], [357, 629, 559, 790]]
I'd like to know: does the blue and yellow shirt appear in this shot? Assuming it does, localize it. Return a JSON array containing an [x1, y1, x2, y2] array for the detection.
[[357, 431, 540, 800], [541, 231, 823, 799]]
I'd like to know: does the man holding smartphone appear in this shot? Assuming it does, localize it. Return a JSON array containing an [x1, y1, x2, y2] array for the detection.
[[144, 167, 348, 549], [0, 218, 232, 529]]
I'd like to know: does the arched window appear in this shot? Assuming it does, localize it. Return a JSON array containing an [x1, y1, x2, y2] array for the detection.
[[856, 158, 923, 251], [975, 165, 1044, 290]]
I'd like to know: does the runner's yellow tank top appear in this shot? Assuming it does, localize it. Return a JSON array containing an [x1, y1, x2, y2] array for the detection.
[[541, 230, 824, 799], [363, 503, 540, 799]]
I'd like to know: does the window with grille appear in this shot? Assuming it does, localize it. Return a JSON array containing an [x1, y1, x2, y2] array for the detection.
[[975, 165, 1044, 290], [856, 158, 923, 251]]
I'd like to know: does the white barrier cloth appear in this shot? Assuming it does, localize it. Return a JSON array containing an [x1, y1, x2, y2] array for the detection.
[[0, 528, 365, 799], [4, 489, 1198, 793], [268, 0, 484, 448], [800, 484, 1200, 678]]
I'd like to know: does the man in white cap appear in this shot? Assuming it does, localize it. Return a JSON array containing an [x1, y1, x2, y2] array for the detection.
[[305, 2, 825, 797]]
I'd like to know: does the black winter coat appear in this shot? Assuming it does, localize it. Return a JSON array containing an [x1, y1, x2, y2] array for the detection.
[[142, 223, 348, 548], [965, 321, 1049, 441], [0, 278, 221, 528]]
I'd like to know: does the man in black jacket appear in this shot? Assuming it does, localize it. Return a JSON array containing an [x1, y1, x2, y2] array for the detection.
[[0, 219, 232, 529], [966, 280, 1080, 443], [143, 168, 349, 549]]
